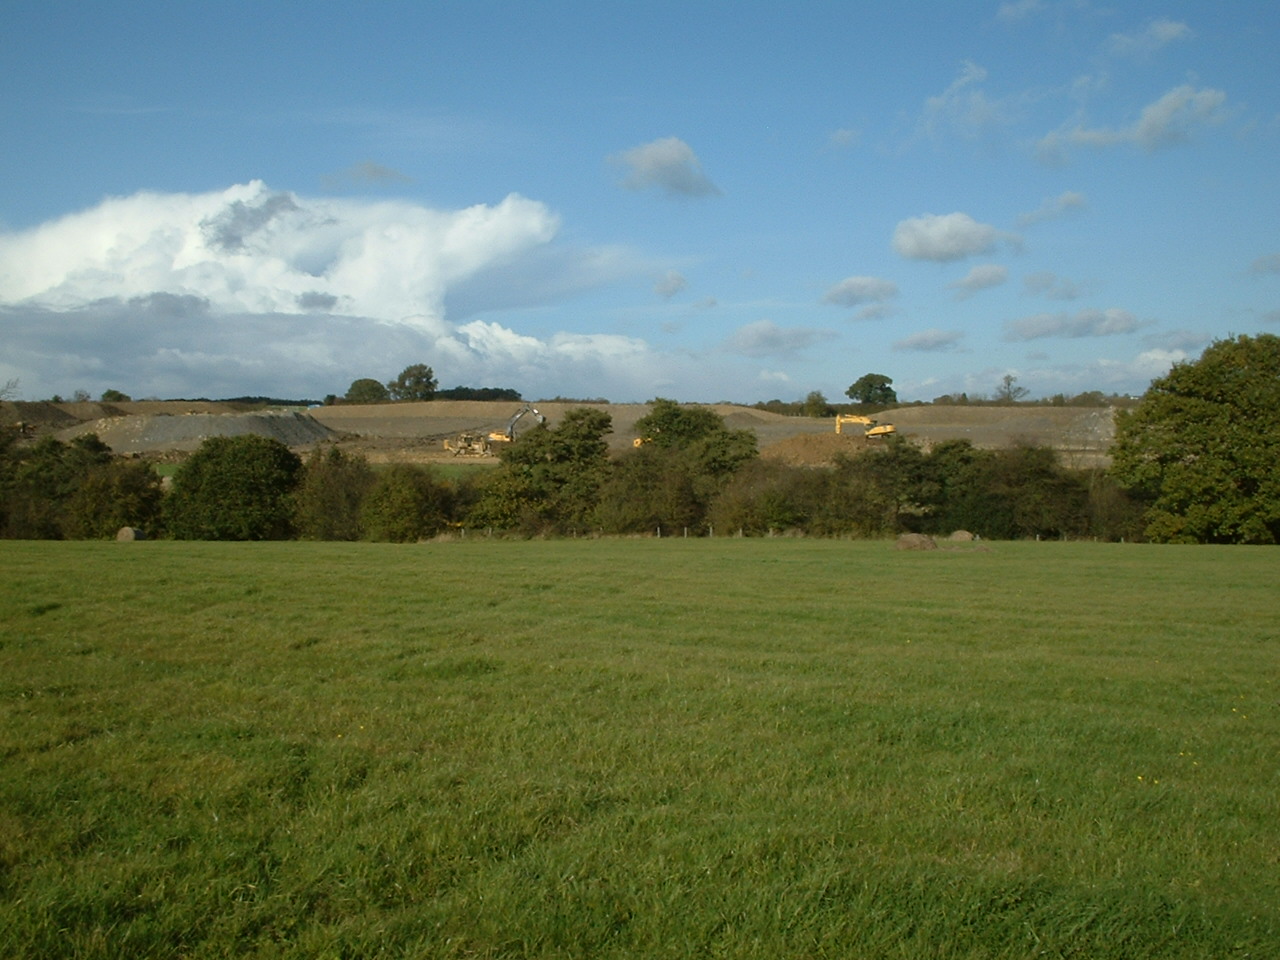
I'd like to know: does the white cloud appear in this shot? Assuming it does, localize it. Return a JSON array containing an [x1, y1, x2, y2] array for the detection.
[[322, 160, 412, 188], [894, 329, 964, 352], [1248, 253, 1280, 276], [920, 61, 1012, 140], [1134, 85, 1226, 149], [0, 180, 560, 326], [996, 0, 1045, 23], [1142, 329, 1210, 353], [723, 320, 836, 358], [822, 275, 898, 307], [1024, 271, 1082, 300], [1017, 191, 1085, 227], [1004, 308, 1143, 340], [655, 270, 688, 299], [950, 264, 1008, 299], [852, 302, 898, 321], [892, 212, 1019, 262], [1132, 347, 1189, 379], [0, 181, 711, 401], [1107, 18, 1191, 57], [1037, 84, 1227, 159], [611, 137, 721, 198], [829, 127, 860, 147]]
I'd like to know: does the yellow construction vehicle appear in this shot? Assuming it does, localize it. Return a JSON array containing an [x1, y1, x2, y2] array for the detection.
[[835, 414, 896, 439], [487, 403, 545, 445], [444, 404, 547, 456], [442, 431, 491, 456]]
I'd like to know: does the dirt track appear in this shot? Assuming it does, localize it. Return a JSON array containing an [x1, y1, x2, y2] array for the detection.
[[1, 399, 1117, 467]]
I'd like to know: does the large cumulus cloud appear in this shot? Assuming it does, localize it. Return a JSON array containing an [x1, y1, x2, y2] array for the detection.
[[0, 182, 697, 399]]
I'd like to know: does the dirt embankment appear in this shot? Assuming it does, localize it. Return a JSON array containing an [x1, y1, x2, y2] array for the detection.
[[54, 410, 337, 455], [5, 399, 1117, 467]]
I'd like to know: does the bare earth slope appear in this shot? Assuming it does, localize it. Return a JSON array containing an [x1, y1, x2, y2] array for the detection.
[[8, 400, 1116, 467]]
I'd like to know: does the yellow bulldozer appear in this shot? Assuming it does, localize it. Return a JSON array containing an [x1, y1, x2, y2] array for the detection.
[[443, 403, 546, 457]]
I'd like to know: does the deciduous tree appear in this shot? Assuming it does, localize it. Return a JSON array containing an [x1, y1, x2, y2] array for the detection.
[[62, 460, 163, 539], [361, 464, 452, 542], [344, 378, 390, 404], [386, 364, 438, 402], [994, 374, 1029, 404], [1110, 333, 1280, 543], [469, 408, 613, 533], [846, 373, 897, 405], [801, 390, 833, 418], [293, 446, 376, 540], [167, 435, 302, 540]]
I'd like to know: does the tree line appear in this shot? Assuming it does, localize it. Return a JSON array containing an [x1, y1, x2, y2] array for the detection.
[[0, 400, 1142, 543], [4, 335, 1277, 544]]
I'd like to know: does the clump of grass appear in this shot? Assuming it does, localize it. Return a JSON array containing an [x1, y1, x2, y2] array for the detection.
[[1, 540, 1277, 958]]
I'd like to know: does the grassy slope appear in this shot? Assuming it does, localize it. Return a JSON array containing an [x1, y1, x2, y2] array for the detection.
[[1, 540, 1276, 958]]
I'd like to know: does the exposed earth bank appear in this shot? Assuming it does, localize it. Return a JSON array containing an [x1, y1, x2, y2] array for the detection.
[[1, 399, 1117, 467]]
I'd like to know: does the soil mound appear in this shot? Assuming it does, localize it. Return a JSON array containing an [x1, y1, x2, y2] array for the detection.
[[1, 401, 84, 431], [57, 411, 337, 454], [760, 432, 872, 466]]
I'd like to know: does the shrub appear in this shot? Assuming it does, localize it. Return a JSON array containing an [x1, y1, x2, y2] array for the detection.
[[293, 447, 376, 540], [167, 435, 302, 540], [62, 460, 164, 539], [361, 465, 452, 542]]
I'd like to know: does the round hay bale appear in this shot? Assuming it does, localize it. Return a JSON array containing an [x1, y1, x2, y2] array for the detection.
[[948, 529, 975, 541], [895, 533, 937, 551], [116, 526, 146, 541]]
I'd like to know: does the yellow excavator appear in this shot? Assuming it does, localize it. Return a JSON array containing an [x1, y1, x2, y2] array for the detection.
[[444, 403, 547, 456], [835, 414, 896, 439], [486, 403, 545, 445]]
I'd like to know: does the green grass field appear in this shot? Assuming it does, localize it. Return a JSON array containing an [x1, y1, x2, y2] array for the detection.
[[2, 539, 1276, 958]]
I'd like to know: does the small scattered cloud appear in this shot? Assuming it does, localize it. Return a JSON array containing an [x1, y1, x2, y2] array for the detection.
[[892, 212, 1019, 262], [996, 0, 1045, 23], [919, 61, 1014, 141], [611, 137, 721, 198], [1248, 253, 1280, 276], [1143, 328, 1210, 352], [894, 329, 964, 352], [853, 302, 898, 321], [654, 270, 688, 299], [324, 161, 413, 188], [829, 127, 860, 147], [1017, 191, 1086, 227], [823, 275, 898, 307], [1024, 271, 1082, 300], [1004, 307, 1143, 340], [1132, 347, 1190, 378], [1037, 84, 1227, 160], [951, 264, 1008, 299], [1107, 18, 1191, 57], [723, 320, 836, 358]]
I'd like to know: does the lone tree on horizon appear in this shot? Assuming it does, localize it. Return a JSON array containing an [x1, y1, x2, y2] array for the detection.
[[846, 373, 897, 405], [386, 363, 438, 402]]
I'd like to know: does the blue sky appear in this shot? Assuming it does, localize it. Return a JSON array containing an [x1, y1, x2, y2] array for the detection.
[[2, 0, 1278, 403]]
